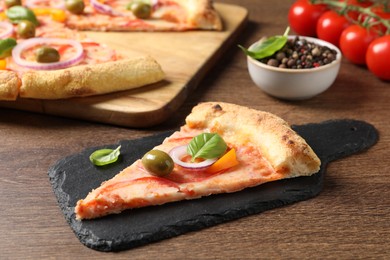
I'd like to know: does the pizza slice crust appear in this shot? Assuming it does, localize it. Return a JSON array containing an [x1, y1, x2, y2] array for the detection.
[[0, 71, 21, 101], [183, 0, 223, 31], [19, 56, 165, 99]]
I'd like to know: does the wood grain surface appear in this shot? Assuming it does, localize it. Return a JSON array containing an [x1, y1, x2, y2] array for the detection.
[[0, 0, 389, 259], [0, 3, 248, 127]]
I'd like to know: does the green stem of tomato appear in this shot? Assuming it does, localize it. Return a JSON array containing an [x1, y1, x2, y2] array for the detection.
[[310, 0, 390, 35]]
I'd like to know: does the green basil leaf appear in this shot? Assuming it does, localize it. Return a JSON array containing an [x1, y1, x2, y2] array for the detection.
[[0, 38, 17, 59], [239, 27, 290, 60], [6, 6, 39, 26], [187, 133, 227, 162], [89, 145, 121, 166]]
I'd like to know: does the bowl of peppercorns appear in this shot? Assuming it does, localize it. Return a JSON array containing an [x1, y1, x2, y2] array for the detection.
[[244, 35, 342, 100]]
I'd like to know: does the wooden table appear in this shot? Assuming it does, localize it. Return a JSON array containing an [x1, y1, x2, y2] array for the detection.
[[1, 0, 389, 258]]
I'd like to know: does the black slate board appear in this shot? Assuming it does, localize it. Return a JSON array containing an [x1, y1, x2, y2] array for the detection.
[[48, 119, 378, 252]]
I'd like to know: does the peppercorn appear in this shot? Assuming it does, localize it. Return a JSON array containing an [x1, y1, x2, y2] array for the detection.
[[275, 51, 286, 61], [267, 59, 279, 67], [287, 59, 296, 68]]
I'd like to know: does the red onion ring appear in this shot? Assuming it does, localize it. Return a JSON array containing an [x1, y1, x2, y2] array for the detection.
[[0, 22, 14, 39], [25, 0, 65, 9], [12, 37, 84, 70], [169, 145, 217, 170], [90, 0, 124, 16], [90, 0, 158, 17]]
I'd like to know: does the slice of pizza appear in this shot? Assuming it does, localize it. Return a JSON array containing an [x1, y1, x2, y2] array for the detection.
[[0, 13, 165, 100], [65, 0, 223, 32], [18, 0, 222, 31], [75, 102, 321, 220]]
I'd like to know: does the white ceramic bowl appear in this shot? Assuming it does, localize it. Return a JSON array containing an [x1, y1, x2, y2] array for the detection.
[[247, 36, 342, 100]]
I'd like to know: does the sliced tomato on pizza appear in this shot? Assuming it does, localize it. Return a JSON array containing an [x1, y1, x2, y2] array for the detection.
[[75, 102, 321, 220]]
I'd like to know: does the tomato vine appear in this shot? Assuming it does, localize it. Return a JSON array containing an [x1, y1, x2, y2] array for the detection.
[[310, 0, 390, 35]]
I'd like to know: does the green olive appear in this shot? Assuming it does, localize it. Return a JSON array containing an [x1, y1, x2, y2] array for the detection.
[[5, 0, 22, 8], [17, 20, 36, 39], [65, 0, 85, 15], [35, 47, 60, 63], [142, 149, 174, 176], [129, 2, 152, 19]]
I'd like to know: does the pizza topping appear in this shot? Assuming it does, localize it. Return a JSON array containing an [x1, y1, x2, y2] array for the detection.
[[169, 145, 218, 170], [0, 21, 14, 39], [24, 0, 65, 9], [89, 145, 121, 166], [187, 133, 227, 162], [90, 0, 124, 16], [0, 59, 7, 69], [166, 133, 229, 170], [65, 0, 85, 15], [35, 46, 60, 63], [142, 149, 174, 176], [32, 8, 67, 23], [12, 37, 84, 70], [5, 0, 21, 8], [90, 0, 155, 18], [16, 20, 36, 38], [6, 6, 39, 26], [127, 1, 152, 19], [205, 148, 239, 174], [0, 38, 17, 58]]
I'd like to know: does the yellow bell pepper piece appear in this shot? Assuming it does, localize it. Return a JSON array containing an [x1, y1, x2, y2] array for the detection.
[[0, 59, 7, 70], [0, 12, 7, 21], [32, 8, 67, 23], [50, 9, 67, 23], [206, 148, 239, 174]]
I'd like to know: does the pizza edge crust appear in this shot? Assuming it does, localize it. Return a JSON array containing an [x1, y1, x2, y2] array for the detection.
[[0, 70, 20, 101], [185, 0, 223, 31], [18, 56, 165, 99], [185, 102, 321, 177]]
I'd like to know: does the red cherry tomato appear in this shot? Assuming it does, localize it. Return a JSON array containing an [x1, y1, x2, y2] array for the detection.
[[316, 10, 350, 47], [366, 35, 390, 81], [339, 25, 378, 65], [288, 0, 328, 37]]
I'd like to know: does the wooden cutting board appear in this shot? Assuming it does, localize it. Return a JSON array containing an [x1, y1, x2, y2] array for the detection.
[[0, 3, 248, 127]]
